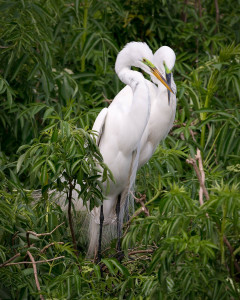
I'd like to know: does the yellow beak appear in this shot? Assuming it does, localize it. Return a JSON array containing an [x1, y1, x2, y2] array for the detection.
[[151, 68, 174, 94]]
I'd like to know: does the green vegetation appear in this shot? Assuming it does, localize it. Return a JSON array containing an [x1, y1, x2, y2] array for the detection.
[[0, 0, 240, 299]]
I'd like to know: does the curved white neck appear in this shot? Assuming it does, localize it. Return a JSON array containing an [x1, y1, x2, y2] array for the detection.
[[118, 68, 150, 146]]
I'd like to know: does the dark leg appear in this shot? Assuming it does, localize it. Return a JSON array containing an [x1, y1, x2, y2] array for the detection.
[[116, 194, 121, 252], [97, 205, 104, 263], [124, 195, 129, 222]]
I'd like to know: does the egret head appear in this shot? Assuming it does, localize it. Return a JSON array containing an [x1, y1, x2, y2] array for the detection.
[[152, 46, 176, 104], [115, 42, 172, 92], [154, 46, 176, 74], [115, 42, 154, 75]]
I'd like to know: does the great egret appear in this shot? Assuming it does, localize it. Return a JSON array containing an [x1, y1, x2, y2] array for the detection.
[[87, 42, 173, 259], [138, 46, 177, 168], [109, 46, 177, 237]]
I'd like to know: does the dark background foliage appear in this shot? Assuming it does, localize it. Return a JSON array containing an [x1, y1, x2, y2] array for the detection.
[[0, 0, 240, 299]]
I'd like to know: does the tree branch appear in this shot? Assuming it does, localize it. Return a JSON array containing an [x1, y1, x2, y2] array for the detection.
[[0, 253, 20, 268], [26, 222, 65, 247], [1, 256, 65, 267], [187, 149, 240, 274], [128, 249, 154, 256], [27, 251, 44, 300], [40, 242, 64, 254], [223, 236, 240, 274], [186, 149, 209, 205], [214, 0, 220, 30], [181, 0, 188, 23], [131, 192, 149, 216]]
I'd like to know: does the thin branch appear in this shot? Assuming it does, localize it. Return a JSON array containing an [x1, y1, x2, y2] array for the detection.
[[27, 251, 44, 300], [187, 149, 240, 274], [186, 150, 209, 204], [171, 122, 197, 142], [26, 222, 65, 247], [181, 0, 188, 23], [102, 93, 112, 104], [214, 0, 220, 29], [128, 249, 154, 256], [196, 148, 205, 205], [223, 236, 240, 274], [40, 242, 64, 254], [0, 253, 20, 268], [124, 191, 160, 227], [123, 191, 161, 239], [12, 231, 19, 249], [1, 256, 65, 267], [198, 0, 202, 30], [131, 192, 150, 216]]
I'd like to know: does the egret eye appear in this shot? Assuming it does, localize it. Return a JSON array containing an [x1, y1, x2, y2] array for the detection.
[[142, 58, 155, 69]]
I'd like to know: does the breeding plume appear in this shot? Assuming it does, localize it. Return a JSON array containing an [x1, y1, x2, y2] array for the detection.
[[87, 42, 173, 258]]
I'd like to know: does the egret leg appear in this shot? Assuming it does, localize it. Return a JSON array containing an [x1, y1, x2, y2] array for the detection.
[[97, 205, 104, 262], [116, 194, 121, 252], [124, 196, 129, 222]]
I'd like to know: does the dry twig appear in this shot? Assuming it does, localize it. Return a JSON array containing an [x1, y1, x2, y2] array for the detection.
[[26, 222, 65, 247], [223, 236, 240, 274], [40, 242, 64, 254], [171, 122, 197, 142], [186, 149, 240, 273], [0, 253, 21, 268], [27, 251, 44, 300], [186, 148, 209, 205], [128, 249, 154, 256], [1, 256, 65, 267], [102, 93, 112, 104], [131, 192, 149, 216]]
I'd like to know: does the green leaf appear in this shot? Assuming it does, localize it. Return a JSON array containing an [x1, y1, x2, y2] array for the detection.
[[17, 153, 27, 173], [40, 163, 48, 185], [101, 258, 115, 275], [47, 159, 56, 174], [110, 258, 130, 276]]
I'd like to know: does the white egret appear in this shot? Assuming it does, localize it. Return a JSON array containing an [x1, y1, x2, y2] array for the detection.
[[87, 42, 173, 259], [138, 46, 177, 168], [111, 46, 177, 232]]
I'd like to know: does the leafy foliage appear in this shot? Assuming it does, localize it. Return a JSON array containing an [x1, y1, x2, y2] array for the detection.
[[0, 0, 240, 299]]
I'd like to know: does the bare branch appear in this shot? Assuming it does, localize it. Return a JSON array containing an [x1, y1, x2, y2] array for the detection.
[[223, 236, 240, 274], [186, 150, 209, 204], [26, 222, 65, 247], [123, 190, 161, 238], [40, 242, 64, 254], [1, 256, 65, 267], [171, 122, 197, 142], [181, 0, 188, 23], [131, 192, 149, 216], [187, 149, 240, 275], [196, 148, 206, 205], [27, 251, 44, 300], [0, 253, 20, 268], [214, 0, 220, 28], [128, 249, 154, 256]]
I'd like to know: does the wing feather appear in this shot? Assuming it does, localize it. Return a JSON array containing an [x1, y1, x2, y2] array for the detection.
[[92, 108, 108, 146]]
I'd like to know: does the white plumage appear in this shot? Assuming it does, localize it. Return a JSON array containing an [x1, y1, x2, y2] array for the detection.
[[41, 43, 177, 258], [138, 46, 177, 168], [87, 42, 169, 257]]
